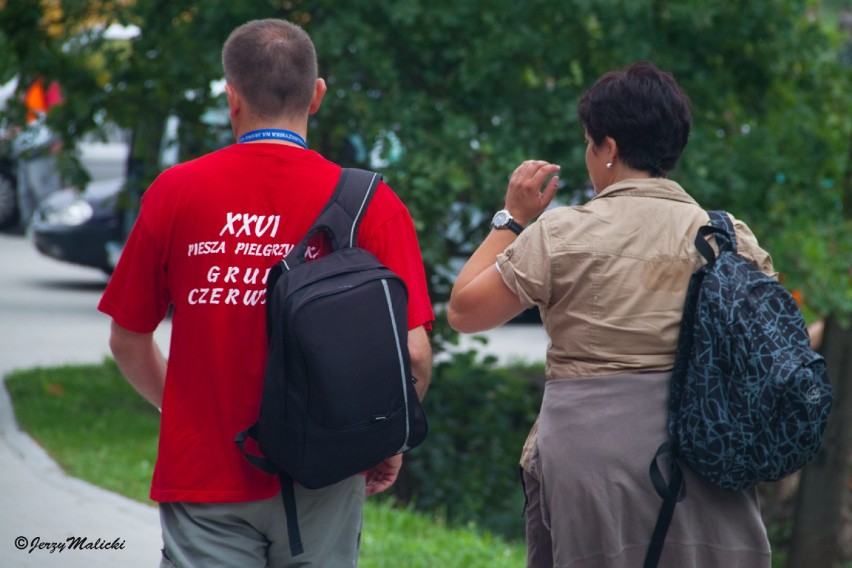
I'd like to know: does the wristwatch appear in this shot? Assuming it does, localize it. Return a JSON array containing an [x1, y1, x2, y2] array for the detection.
[[491, 209, 524, 235]]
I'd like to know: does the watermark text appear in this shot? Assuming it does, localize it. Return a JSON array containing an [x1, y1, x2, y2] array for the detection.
[[14, 536, 126, 554]]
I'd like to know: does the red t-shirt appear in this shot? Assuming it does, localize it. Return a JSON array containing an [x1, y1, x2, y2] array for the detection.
[[98, 143, 434, 503]]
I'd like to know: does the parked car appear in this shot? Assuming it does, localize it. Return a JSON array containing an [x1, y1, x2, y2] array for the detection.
[[29, 105, 229, 273], [30, 176, 124, 274], [0, 157, 18, 230], [0, 78, 21, 230]]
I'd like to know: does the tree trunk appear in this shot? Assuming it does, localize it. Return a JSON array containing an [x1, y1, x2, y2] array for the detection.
[[786, 316, 852, 567]]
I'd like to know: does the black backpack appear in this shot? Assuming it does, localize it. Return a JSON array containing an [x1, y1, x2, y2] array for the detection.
[[236, 168, 428, 556], [644, 210, 832, 568]]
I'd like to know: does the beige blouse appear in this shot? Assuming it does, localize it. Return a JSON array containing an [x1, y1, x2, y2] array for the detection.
[[496, 177, 776, 469], [497, 178, 775, 379]]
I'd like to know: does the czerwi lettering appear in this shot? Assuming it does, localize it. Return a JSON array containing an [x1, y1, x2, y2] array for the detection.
[[243, 289, 266, 306], [219, 213, 281, 238], [188, 285, 267, 306], [188, 287, 225, 305], [225, 288, 240, 305], [209, 288, 223, 304]]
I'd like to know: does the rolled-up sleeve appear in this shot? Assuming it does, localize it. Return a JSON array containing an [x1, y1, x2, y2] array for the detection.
[[731, 215, 777, 278], [496, 216, 552, 309]]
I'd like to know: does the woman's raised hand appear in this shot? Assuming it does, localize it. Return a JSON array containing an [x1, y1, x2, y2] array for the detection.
[[504, 160, 561, 226]]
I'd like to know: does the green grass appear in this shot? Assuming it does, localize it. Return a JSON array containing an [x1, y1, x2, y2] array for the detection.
[[5, 360, 160, 502], [361, 500, 523, 567], [4, 361, 525, 568]]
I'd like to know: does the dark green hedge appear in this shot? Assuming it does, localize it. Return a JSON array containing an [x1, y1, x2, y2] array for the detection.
[[391, 349, 545, 540]]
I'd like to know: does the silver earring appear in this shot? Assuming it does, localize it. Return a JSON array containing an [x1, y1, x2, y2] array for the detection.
[[606, 162, 613, 169]]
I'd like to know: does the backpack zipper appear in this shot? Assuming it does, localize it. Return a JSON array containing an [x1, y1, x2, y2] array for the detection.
[[381, 278, 411, 452]]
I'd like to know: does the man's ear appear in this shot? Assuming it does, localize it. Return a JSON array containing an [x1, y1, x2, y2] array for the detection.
[[225, 83, 241, 119], [308, 78, 327, 115]]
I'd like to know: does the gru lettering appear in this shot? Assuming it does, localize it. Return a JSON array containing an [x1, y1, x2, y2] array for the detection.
[[206, 266, 271, 285]]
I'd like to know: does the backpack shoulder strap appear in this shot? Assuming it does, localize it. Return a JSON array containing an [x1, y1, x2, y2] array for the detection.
[[694, 210, 738, 265], [323, 168, 383, 248], [707, 210, 738, 254], [285, 168, 382, 268]]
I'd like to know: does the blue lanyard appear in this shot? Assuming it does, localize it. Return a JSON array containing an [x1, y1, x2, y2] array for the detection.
[[238, 128, 307, 148]]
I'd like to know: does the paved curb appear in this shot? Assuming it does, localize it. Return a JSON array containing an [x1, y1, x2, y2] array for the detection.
[[0, 232, 164, 567]]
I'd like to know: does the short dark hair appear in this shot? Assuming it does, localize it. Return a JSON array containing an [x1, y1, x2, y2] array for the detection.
[[222, 19, 317, 120], [577, 61, 691, 177]]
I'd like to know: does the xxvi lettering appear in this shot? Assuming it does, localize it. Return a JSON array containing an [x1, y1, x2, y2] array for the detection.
[[219, 213, 281, 238]]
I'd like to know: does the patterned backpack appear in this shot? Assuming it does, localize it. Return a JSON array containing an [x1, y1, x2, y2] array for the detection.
[[644, 210, 832, 568]]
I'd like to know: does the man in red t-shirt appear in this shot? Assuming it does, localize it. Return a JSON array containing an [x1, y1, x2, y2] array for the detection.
[[98, 19, 433, 568]]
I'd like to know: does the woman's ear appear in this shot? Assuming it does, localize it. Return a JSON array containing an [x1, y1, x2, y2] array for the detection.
[[602, 136, 619, 163]]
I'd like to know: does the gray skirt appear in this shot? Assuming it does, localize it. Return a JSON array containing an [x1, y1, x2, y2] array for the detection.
[[534, 372, 771, 568]]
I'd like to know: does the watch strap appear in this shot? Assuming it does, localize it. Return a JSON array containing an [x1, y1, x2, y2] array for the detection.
[[504, 218, 524, 235]]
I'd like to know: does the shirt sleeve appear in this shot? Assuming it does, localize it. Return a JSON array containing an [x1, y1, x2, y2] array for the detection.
[[496, 214, 552, 309], [359, 183, 434, 331], [729, 214, 777, 278], [97, 195, 171, 333]]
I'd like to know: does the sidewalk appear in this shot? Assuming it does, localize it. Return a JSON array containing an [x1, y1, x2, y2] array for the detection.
[[0, 385, 163, 567], [0, 233, 168, 567]]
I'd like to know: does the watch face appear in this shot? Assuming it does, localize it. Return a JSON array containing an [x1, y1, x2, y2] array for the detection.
[[492, 210, 510, 227]]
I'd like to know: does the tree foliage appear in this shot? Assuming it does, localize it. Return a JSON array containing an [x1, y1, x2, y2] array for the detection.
[[301, 0, 852, 325], [1, 0, 849, 559], [1, 0, 848, 322]]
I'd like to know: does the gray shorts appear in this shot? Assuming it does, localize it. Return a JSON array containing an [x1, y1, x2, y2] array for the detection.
[[159, 475, 365, 568]]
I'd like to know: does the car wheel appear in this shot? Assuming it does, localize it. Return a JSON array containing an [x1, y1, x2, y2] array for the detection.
[[0, 170, 19, 230]]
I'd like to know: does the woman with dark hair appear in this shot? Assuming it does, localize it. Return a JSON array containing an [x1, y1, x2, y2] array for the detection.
[[449, 62, 772, 567]]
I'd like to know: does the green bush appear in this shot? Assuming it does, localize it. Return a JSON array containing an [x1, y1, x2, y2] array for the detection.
[[392, 349, 544, 540]]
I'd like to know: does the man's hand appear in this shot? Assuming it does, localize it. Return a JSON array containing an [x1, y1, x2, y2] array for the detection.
[[365, 453, 403, 496]]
